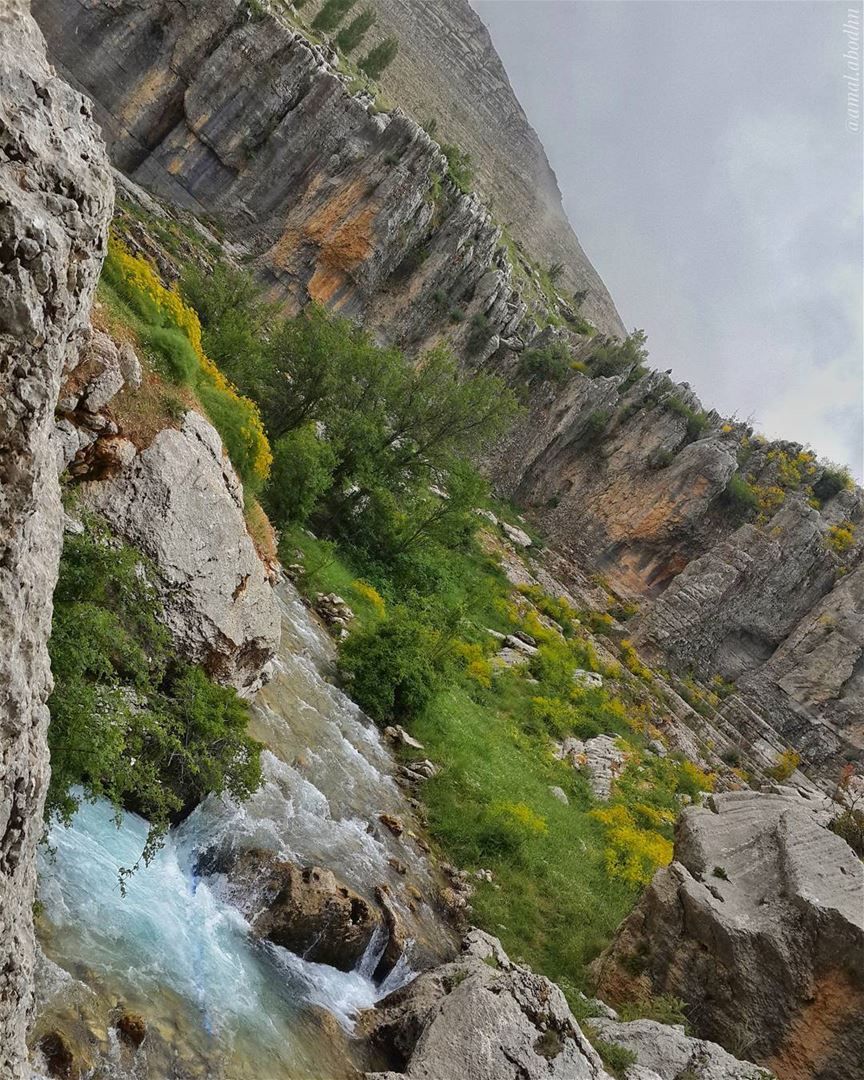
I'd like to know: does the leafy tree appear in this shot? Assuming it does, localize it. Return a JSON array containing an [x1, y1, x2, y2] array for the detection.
[[336, 7, 376, 52], [265, 424, 336, 526], [312, 0, 358, 32], [260, 307, 518, 535], [359, 35, 399, 79]]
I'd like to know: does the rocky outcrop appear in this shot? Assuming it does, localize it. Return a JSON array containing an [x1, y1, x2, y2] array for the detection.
[[589, 1017, 773, 1080], [485, 350, 864, 782], [201, 847, 384, 972], [34, 0, 528, 358], [555, 734, 627, 800], [592, 791, 864, 1080], [0, 2, 112, 1072], [79, 410, 280, 693], [361, 930, 613, 1080]]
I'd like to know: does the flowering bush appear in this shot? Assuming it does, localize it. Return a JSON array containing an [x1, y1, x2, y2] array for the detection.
[[103, 237, 271, 487]]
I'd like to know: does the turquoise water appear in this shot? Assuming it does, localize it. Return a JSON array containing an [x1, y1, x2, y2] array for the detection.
[[33, 584, 445, 1078]]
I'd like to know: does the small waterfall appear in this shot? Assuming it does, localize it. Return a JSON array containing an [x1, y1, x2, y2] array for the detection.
[[35, 581, 453, 1077]]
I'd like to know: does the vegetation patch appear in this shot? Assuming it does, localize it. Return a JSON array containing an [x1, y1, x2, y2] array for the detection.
[[47, 515, 262, 873]]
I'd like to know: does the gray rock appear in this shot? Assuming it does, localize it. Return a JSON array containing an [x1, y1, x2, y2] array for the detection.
[[118, 341, 142, 390], [0, 3, 112, 1072], [502, 521, 533, 548], [556, 735, 627, 800], [591, 1017, 771, 1080], [593, 791, 864, 1079], [573, 668, 604, 689], [78, 329, 125, 412], [80, 410, 280, 693], [361, 930, 612, 1080], [549, 785, 570, 805]]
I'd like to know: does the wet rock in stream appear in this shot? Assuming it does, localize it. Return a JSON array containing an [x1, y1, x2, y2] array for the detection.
[[197, 847, 384, 972]]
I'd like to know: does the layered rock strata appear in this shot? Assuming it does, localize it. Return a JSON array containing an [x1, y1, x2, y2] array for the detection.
[[592, 790, 864, 1080], [0, 3, 112, 1072]]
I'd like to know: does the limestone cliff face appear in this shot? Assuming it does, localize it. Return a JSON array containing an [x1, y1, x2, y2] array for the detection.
[[301, 0, 626, 338], [481, 326, 864, 781], [0, 3, 112, 1072], [30, 0, 864, 786], [34, 0, 528, 357]]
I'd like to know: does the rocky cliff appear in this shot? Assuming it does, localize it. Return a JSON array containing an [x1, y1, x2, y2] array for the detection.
[[33, 0, 533, 359], [300, 0, 626, 337], [0, 4, 112, 1073], [593, 791, 864, 1080]]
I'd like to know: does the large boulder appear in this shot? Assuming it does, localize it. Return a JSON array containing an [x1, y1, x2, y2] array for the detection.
[[589, 1017, 772, 1080], [592, 791, 864, 1080], [201, 847, 383, 972], [80, 410, 280, 693], [0, 4, 112, 1074], [361, 930, 612, 1080]]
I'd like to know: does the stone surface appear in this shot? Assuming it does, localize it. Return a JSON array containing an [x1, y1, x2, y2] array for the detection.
[[315, 0, 626, 337], [590, 1017, 772, 1080], [361, 930, 613, 1080], [204, 847, 383, 972], [592, 791, 864, 1080], [0, 4, 112, 1073], [556, 735, 628, 800], [79, 410, 280, 694]]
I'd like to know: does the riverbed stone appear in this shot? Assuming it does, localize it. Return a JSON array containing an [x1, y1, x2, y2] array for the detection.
[[362, 930, 612, 1080], [207, 848, 383, 972]]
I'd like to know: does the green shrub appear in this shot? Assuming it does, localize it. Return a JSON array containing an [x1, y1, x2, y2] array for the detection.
[[813, 463, 854, 504], [335, 7, 375, 51], [359, 35, 399, 79], [829, 807, 864, 856], [264, 425, 336, 526], [339, 605, 449, 723], [618, 993, 691, 1029], [588, 330, 648, 377], [519, 340, 571, 382], [584, 1032, 638, 1079], [725, 471, 759, 512], [440, 142, 474, 193], [47, 517, 262, 866]]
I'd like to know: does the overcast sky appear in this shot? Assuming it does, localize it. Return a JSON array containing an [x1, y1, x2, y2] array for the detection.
[[474, 0, 863, 478]]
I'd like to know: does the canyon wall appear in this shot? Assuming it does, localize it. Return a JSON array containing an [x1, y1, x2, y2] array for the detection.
[[300, 0, 626, 337], [34, 0, 530, 359], [0, 3, 112, 1072], [32, 0, 864, 785]]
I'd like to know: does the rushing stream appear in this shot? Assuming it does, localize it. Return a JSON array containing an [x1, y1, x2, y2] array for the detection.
[[33, 582, 455, 1078]]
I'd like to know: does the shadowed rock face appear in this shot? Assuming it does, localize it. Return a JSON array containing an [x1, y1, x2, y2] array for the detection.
[[592, 791, 864, 1080], [0, 2, 112, 1073]]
